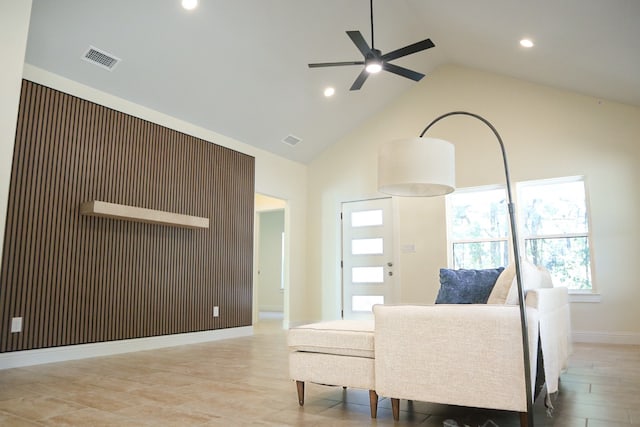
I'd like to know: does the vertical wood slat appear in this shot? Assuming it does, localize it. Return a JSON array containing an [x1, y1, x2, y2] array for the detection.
[[0, 80, 255, 353]]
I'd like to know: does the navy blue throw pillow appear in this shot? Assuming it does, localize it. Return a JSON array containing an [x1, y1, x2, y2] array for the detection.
[[435, 267, 505, 304]]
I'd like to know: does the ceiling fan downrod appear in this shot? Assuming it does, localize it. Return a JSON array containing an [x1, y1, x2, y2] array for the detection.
[[370, 0, 375, 49]]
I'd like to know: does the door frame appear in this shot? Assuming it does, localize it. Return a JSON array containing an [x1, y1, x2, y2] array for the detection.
[[253, 193, 289, 328]]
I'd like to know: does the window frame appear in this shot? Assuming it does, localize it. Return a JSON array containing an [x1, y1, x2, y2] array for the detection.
[[516, 175, 596, 294], [445, 177, 598, 297]]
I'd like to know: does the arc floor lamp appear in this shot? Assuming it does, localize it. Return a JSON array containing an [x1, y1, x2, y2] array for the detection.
[[377, 111, 534, 426]]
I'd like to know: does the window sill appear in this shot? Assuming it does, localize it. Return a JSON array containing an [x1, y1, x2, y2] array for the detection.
[[569, 292, 601, 303]]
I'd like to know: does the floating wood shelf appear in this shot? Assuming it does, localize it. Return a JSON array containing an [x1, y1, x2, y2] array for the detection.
[[80, 200, 209, 229]]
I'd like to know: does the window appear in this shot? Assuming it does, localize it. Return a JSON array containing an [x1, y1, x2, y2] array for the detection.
[[446, 187, 509, 269], [351, 295, 384, 312], [518, 177, 592, 291], [351, 238, 384, 255], [351, 209, 383, 227], [351, 266, 385, 283], [445, 177, 594, 292]]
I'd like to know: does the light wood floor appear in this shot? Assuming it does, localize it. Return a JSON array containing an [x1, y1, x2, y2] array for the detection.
[[1, 319, 639, 426]]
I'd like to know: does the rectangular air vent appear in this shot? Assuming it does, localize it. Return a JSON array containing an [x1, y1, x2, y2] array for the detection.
[[282, 134, 302, 147], [82, 46, 121, 71]]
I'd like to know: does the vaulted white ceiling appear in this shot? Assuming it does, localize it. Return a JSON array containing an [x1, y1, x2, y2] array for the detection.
[[25, 0, 640, 164]]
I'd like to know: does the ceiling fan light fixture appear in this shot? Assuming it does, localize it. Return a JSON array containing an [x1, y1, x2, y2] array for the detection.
[[365, 60, 383, 74], [181, 0, 198, 10], [520, 38, 534, 48]]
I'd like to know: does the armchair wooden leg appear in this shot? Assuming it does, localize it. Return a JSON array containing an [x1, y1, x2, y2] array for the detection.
[[519, 411, 528, 427], [391, 398, 400, 421], [369, 390, 378, 418], [296, 381, 304, 406]]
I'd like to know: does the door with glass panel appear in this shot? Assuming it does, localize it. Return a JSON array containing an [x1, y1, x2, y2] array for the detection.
[[341, 198, 394, 319]]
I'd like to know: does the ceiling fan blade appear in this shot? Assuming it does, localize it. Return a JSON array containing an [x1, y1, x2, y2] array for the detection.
[[350, 68, 370, 91], [346, 30, 372, 57], [308, 61, 365, 68], [381, 38, 435, 62], [382, 62, 425, 82]]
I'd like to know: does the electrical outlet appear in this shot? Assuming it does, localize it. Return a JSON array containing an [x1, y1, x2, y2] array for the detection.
[[213, 306, 219, 317], [11, 317, 22, 333]]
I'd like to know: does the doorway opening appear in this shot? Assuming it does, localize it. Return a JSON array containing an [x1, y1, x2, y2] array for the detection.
[[254, 193, 288, 330]]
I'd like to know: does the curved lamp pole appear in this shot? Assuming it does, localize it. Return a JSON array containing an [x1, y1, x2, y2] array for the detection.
[[378, 111, 534, 426]]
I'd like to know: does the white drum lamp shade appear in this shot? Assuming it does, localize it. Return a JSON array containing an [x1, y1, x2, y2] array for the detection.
[[378, 137, 455, 197]]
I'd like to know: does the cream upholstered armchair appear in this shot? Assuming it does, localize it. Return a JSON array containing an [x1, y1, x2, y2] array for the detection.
[[373, 263, 571, 426], [374, 303, 539, 423]]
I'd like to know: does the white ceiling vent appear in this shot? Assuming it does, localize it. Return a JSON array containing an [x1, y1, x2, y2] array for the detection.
[[82, 46, 121, 71], [282, 134, 302, 147]]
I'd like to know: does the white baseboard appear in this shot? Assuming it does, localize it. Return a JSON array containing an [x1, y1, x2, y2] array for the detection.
[[0, 326, 253, 370], [288, 319, 322, 329], [258, 306, 284, 313], [573, 330, 640, 345]]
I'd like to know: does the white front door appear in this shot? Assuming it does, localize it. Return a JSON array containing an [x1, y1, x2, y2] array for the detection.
[[341, 198, 395, 320]]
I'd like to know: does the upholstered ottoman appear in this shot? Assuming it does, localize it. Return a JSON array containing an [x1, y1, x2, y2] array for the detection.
[[288, 319, 377, 417]]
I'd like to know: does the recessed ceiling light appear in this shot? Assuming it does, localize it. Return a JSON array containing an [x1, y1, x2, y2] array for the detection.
[[520, 39, 534, 48], [324, 87, 335, 97], [182, 0, 198, 10]]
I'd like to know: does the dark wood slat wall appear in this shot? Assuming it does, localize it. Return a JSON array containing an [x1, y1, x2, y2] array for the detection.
[[0, 80, 255, 353]]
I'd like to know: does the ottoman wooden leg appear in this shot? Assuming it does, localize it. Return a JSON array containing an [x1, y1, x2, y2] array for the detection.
[[391, 398, 400, 421], [369, 390, 378, 418], [296, 381, 305, 406]]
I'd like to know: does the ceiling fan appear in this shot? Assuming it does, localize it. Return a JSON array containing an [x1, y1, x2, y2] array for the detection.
[[308, 0, 435, 91]]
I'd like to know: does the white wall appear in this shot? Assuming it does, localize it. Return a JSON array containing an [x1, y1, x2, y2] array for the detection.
[[307, 64, 640, 343], [0, 1, 32, 265], [17, 65, 309, 328], [257, 210, 285, 312]]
